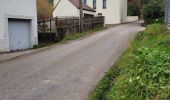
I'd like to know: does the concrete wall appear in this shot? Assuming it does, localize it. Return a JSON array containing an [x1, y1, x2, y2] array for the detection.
[[0, 0, 38, 51], [53, 0, 79, 17], [127, 16, 139, 22], [120, 0, 127, 23]]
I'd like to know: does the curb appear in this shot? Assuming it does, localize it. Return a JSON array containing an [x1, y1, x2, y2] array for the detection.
[[0, 46, 51, 64], [0, 27, 108, 64]]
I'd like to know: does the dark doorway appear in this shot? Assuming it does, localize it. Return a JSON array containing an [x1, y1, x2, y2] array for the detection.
[[84, 14, 94, 19]]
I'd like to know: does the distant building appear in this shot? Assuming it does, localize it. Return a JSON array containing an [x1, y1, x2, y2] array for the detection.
[[86, 0, 127, 25], [53, 0, 96, 18], [53, 0, 127, 25]]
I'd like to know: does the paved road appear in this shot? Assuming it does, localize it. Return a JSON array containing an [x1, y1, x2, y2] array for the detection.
[[0, 22, 144, 100]]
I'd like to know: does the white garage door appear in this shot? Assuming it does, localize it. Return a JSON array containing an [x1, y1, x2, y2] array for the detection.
[[8, 19, 30, 51]]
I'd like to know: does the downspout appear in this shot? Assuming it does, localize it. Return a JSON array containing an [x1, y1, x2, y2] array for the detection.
[[53, 0, 62, 12]]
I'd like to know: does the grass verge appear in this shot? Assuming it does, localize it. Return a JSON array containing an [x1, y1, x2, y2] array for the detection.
[[62, 27, 107, 41], [89, 24, 170, 100], [34, 27, 107, 49]]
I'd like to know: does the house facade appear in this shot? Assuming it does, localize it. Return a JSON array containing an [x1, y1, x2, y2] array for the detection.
[[53, 0, 127, 25], [86, 0, 127, 25], [53, 0, 96, 18], [0, 0, 38, 51]]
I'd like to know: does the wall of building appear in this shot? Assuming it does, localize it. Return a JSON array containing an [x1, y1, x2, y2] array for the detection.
[[120, 0, 127, 23], [53, 0, 127, 25], [87, 0, 127, 25], [53, 0, 79, 17], [127, 16, 138, 22], [0, 0, 38, 51]]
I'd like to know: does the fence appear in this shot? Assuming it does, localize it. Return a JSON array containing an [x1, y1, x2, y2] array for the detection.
[[38, 16, 104, 42], [165, 0, 170, 26]]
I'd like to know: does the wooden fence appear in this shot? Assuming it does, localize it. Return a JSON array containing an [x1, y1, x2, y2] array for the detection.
[[38, 16, 104, 42]]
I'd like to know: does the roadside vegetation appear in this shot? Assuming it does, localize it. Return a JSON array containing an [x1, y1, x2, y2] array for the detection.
[[62, 27, 106, 41], [37, 0, 53, 19], [34, 27, 106, 49], [90, 1, 169, 99], [141, 0, 165, 24], [89, 24, 170, 100]]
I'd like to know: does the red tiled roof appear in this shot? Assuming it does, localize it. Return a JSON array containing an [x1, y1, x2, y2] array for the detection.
[[69, 0, 96, 12]]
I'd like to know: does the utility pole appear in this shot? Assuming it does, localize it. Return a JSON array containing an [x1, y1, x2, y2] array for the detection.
[[79, 0, 83, 33]]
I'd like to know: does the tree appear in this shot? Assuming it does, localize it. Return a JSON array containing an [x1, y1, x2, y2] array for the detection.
[[48, 0, 53, 4], [37, 0, 53, 19], [142, 0, 165, 24], [128, 0, 141, 17]]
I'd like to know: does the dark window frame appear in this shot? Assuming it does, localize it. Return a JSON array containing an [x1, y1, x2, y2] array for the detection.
[[103, 0, 106, 9], [84, 0, 87, 5], [93, 0, 96, 9]]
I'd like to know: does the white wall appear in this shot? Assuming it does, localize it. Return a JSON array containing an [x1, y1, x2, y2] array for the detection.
[[87, 0, 127, 25], [120, 0, 127, 23], [0, 0, 38, 51], [53, 0, 127, 25], [53, 0, 79, 17], [127, 16, 139, 22]]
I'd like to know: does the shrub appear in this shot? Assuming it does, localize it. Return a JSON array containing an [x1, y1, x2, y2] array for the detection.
[[159, 40, 170, 46], [89, 24, 170, 100], [145, 24, 167, 35], [107, 47, 170, 100], [128, 2, 138, 16], [142, 3, 164, 24]]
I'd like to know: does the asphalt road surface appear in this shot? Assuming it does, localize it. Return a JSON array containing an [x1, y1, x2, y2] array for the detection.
[[0, 21, 144, 100]]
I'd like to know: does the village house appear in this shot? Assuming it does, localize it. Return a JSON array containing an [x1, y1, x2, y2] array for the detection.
[[0, 0, 38, 51], [53, 0, 96, 18], [53, 0, 127, 25]]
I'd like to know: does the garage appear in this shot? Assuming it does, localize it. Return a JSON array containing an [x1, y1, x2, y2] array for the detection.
[[0, 0, 38, 52], [8, 19, 31, 51]]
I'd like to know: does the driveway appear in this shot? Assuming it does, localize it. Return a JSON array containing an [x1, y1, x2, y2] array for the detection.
[[0, 21, 144, 100]]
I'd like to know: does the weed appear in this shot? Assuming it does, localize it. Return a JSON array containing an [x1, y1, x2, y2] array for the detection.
[[145, 24, 167, 35], [159, 40, 170, 46], [89, 24, 170, 100]]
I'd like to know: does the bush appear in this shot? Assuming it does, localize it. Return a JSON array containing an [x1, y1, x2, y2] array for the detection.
[[107, 47, 170, 100], [145, 24, 167, 35], [142, 3, 164, 24], [128, 2, 138, 16], [89, 24, 170, 100], [159, 40, 170, 46]]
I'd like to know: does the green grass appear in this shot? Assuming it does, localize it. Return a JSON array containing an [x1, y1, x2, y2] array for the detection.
[[34, 27, 106, 49], [89, 24, 170, 100], [33, 42, 55, 49], [62, 27, 106, 41]]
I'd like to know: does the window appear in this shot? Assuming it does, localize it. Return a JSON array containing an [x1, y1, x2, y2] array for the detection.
[[93, 0, 96, 9], [103, 0, 106, 9], [98, 13, 102, 16], [84, 0, 87, 5]]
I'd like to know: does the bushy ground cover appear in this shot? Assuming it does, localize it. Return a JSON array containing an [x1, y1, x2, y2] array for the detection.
[[89, 24, 170, 100], [34, 27, 106, 49]]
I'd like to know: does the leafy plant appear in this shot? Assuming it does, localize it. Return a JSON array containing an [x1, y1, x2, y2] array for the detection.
[[159, 40, 170, 46], [145, 24, 167, 35], [142, 0, 165, 25], [37, 0, 53, 19], [128, 2, 138, 16], [89, 24, 170, 100], [108, 47, 170, 100]]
